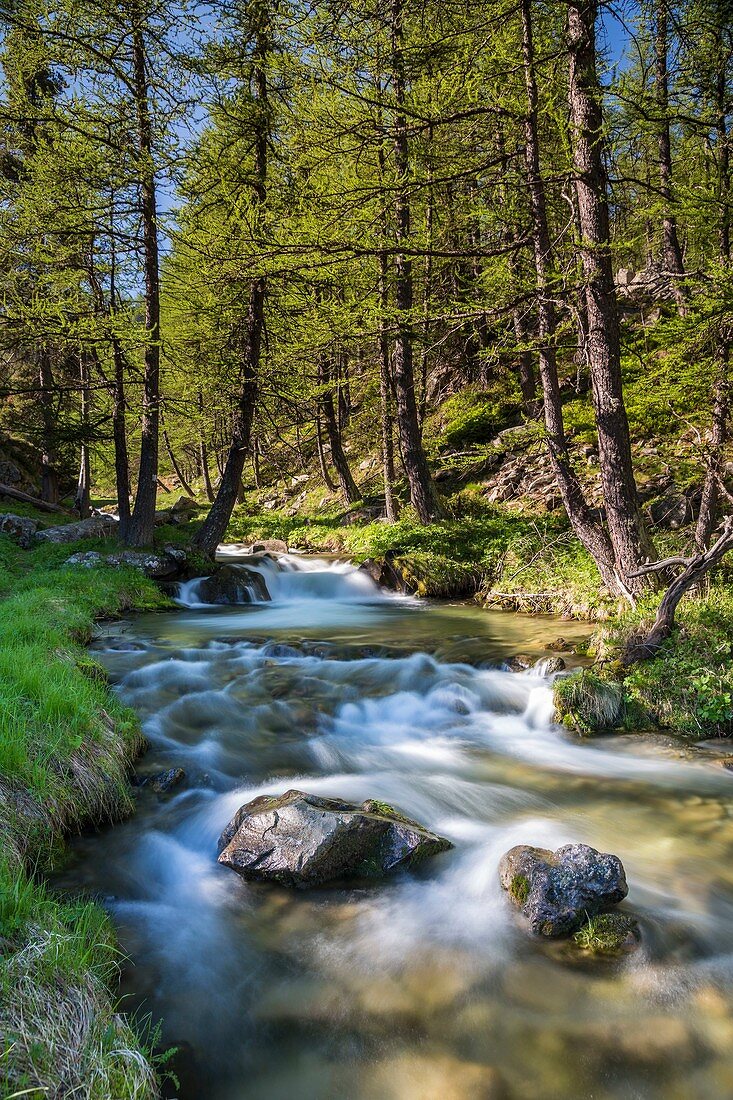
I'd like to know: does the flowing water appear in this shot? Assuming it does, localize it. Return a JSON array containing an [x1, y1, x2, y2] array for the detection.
[[59, 553, 733, 1100]]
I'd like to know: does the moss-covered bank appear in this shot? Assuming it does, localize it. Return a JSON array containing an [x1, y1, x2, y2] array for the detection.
[[0, 530, 168, 1099]]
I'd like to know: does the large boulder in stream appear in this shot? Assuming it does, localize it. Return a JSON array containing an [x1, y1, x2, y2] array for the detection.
[[499, 843, 628, 937], [197, 564, 270, 604], [217, 789, 453, 887]]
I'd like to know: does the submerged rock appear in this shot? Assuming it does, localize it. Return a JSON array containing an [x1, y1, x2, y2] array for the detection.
[[546, 636, 572, 652], [218, 789, 453, 887], [499, 843, 628, 937], [358, 556, 408, 593], [534, 656, 566, 675], [197, 564, 270, 604], [145, 767, 186, 795]]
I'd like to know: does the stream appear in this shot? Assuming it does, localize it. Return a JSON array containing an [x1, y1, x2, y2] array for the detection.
[[58, 552, 733, 1099]]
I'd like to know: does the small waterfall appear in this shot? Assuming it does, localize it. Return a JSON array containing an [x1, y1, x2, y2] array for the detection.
[[176, 553, 389, 608]]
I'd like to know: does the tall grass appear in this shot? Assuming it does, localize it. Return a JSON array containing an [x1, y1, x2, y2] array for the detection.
[[0, 532, 165, 1099]]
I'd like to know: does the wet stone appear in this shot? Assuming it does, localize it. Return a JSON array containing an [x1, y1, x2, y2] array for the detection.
[[145, 767, 186, 795], [499, 843, 628, 937], [217, 789, 453, 887]]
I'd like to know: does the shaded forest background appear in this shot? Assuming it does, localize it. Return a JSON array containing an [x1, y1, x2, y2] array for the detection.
[[1, 0, 732, 608]]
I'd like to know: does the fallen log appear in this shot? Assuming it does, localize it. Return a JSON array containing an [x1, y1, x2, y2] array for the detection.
[[0, 483, 70, 515]]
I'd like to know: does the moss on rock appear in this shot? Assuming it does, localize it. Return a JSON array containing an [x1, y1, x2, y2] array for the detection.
[[572, 912, 640, 955], [509, 873, 530, 905]]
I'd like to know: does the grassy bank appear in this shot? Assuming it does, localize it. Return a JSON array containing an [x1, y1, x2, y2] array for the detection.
[[0, 530, 167, 1099], [225, 491, 604, 606]]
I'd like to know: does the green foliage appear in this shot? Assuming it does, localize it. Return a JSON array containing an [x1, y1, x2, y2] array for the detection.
[[228, 498, 530, 570], [429, 388, 519, 451], [613, 589, 733, 737], [0, 860, 158, 1098], [482, 523, 613, 619]]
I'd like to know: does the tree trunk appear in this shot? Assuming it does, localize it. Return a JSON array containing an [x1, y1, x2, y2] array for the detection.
[[389, 0, 443, 523], [694, 34, 731, 551], [125, 9, 161, 547], [38, 348, 59, 504], [567, 0, 655, 593], [111, 337, 131, 538], [379, 248, 399, 522], [315, 415, 337, 493], [197, 392, 215, 502], [318, 351, 360, 504], [251, 435, 262, 491], [511, 299, 539, 417], [192, 279, 264, 556], [695, 344, 730, 551], [521, 0, 619, 594], [624, 520, 733, 662], [192, 3, 271, 557], [73, 352, 91, 518], [163, 426, 195, 497], [654, 0, 687, 314]]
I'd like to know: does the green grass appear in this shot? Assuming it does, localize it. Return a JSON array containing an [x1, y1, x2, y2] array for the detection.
[[0, 528, 166, 1099]]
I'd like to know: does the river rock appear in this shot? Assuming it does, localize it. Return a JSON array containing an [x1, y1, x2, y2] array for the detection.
[[197, 564, 270, 604], [499, 843, 628, 936], [0, 512, 39, 548], [358, 556, 408, 592], [34, 514, 118, 543], [251, 539, 288, 553], [534, 656, 566, 675], [146, 767, 186, 794], [217, 789, 453, 887]]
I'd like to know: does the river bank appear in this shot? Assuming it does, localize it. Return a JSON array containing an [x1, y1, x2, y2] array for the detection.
[[0, 528, 167, 1099]]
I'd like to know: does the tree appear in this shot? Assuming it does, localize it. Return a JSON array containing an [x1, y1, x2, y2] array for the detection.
[[567, 0, 656, 594]]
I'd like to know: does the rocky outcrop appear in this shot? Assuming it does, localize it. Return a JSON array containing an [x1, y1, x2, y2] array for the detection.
[[0, 513, 39, 548], [196, 564, 270, 604], [64, 547, 187, 579], [499, 843, 628, 937], [35, 515, 118, 544], [218, 789, 453, 887]]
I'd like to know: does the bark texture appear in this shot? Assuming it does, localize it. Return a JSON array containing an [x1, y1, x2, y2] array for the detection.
[[567, 0, 655, 593]]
